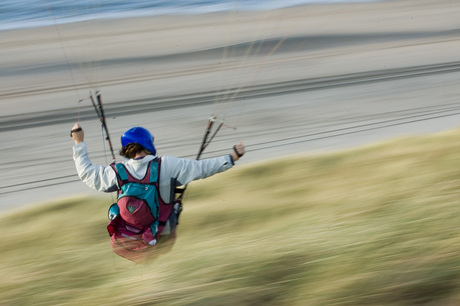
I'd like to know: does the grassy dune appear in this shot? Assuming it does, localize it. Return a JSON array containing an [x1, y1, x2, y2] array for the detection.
[[2, 130, 460, 305]]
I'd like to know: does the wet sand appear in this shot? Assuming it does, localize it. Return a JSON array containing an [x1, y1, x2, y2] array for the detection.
[[1, 0, 460, 210]]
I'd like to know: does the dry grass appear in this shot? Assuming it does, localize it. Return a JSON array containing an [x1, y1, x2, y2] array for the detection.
[[2, 130, 460, 305]]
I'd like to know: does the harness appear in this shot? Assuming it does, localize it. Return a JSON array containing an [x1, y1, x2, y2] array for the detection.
[[107, 158, 179, 262]]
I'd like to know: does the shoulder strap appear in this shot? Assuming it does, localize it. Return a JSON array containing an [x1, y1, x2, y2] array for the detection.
[[110, 163, 125, 189], [149, 158, 160, 185]]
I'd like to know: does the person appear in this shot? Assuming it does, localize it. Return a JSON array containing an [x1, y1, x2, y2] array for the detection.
[[71, 122, 245, 262]]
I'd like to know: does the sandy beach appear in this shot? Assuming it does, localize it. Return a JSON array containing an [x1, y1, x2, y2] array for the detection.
[[1, 0, 460, 210]]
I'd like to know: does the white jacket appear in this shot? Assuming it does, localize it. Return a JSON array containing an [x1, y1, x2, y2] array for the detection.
[[73, 142, 235, 204]]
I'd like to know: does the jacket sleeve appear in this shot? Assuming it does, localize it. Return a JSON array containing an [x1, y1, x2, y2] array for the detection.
[[163, 155, 234, 184], [73, 142, 118, 192], [159, 155, 234, 203]]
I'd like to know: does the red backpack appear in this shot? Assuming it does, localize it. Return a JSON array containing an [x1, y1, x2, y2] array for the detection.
[[107, 158, 178, 263]]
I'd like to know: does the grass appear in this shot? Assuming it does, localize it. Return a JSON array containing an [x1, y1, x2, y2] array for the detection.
[[2, 130, 460, 305]]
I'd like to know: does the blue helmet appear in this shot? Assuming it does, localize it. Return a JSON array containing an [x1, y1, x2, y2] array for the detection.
[[121, 127, 156, 155]]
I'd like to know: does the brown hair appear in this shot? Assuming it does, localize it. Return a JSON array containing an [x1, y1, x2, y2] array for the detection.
[[119, 143, 149, 159]]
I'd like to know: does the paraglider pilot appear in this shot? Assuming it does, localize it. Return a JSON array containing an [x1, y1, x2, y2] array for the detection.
[[71, 123, 245, 262]]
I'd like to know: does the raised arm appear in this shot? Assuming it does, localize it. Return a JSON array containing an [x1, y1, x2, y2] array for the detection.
[[71, 123, 118, 192]]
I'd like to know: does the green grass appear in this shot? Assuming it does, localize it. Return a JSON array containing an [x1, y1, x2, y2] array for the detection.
[[3, 130, 460, 305]]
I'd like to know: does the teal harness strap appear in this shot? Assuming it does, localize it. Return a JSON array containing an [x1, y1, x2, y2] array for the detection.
[[114, 163, 129, 183], [149, 160, 159, 183], [147, 160, 160, 238]]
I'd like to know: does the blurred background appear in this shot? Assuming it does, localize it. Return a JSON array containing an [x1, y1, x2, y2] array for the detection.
[[1, 0, 460, 209], [1, 1, 460, 304]]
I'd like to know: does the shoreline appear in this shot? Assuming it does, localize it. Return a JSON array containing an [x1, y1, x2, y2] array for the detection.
[[0, 0, 390, 32]]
